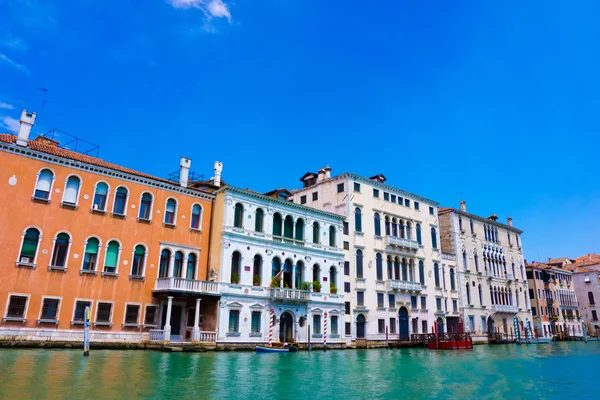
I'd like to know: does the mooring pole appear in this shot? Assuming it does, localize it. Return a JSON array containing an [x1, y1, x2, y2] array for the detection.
[[83, 306, 91, 356], [308, 324, 311, 352]]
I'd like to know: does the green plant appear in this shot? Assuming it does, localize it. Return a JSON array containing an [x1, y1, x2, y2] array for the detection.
[[253, 275, 260, 286], [312, 280, 322, 292], [300, 281, 312, 291], [231, 273, 239, 284], [330, 283, 337, 294], [270, 277, 281, 288]]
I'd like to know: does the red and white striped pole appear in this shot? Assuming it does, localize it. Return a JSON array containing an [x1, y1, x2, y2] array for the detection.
[[269, 308, 274, 347], [323, 312, 328, 351]]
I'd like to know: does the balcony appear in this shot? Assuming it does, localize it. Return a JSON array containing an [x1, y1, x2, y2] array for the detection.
[[153, 277, 219, 295], [270, 288, 310, 302], [386, 280, 422, 292], [506, 273, 513, 282], [385, 236, 419, 250], [492, 304, 518, 314]]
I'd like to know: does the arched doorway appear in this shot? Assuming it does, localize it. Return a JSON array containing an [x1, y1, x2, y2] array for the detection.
[[436, 317, 444, 334], [279, 312, 294, 342], [399, 307, 409, 341], [487, 316, 495, 334], [356, 314, 366, 339]]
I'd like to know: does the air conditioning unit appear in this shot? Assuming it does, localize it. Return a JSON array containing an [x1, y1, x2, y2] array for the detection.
[[585, 277, 591, 283], [93, 204, 99, 210], [20, 256, 32, 263]]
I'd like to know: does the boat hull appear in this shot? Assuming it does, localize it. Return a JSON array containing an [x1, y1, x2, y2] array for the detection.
[[255, 346, 289, 353]]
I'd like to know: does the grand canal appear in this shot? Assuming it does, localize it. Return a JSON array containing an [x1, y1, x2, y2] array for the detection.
[[0, 342, 598, 399]]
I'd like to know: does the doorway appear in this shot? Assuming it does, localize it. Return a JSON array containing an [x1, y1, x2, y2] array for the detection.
[[356, 314, 366, 339], [279, 311, 294, 342], [436, 317, 444, 334], [399, 307, 409, 341], [162, 304, 183, 337]]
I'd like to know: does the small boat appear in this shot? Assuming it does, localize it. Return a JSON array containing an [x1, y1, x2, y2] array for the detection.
[[255, 344, 299, 353], [529, 337, 552, 344]]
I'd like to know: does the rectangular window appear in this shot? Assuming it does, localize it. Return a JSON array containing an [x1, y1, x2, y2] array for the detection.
[[300, 195, 307, 204], [345, 302, 351, 314], [6, 295, 28, 319], [378, 319, 385, 334], [429, 206, 434, 215], [529, 289, 535, 299], [389, 294, 395, 308], [436, 298, 442, 311], [344, 261, 350, 275], [73, 300, 91, 322], [328, 315, 337, 335], [313, 315, 321, 334], [420, 296, 426, 310], [384, 192, 389, 201], [345, 322, 351, 335], [344, 282, 351, 293], [312, 192, 318, 201], [337, 183, 344, 193], [40, 298, 60, 320], [144, 305, 158, 325], [373, 189, 379, 198], [404, 199, 410, 207], [343, 241, 350, 250], [354, 182, 361, 192], [357, 292, 364, 306], [343, 222, 349, 235], [125, 305, 140, 325], [452, 299, 458, 312], [398, 196, 403, 205], [411, 296, 417, 309], [391, 194, 396, 203], [377, 293, 384, 308], [531, 307, 537, 316], [390, 318, 397, 334], [228, 310, 240, 332], [422, 320, 428, 334], [592, 310, 598, 321], [468, 316, 475, 331], [414, 202, 419, 210], [96, 302, 112, 323], [251, 311, 261, 334], [481, 316, 486, 332]]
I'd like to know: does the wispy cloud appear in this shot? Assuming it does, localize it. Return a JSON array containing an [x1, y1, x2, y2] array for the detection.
[[0, 102, 14, 110], [1, 36, 28, 53], [0, 116, 20, 133], [168, 0, 232, 22], [0, 53, 29, 73]]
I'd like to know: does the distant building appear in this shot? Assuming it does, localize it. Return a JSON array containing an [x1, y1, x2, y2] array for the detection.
[[561, 255, 600, 336], [439, 201, 531, 342]]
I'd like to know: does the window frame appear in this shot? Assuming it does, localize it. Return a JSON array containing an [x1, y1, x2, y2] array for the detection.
[[102, 239, 122, 276], [61, 174, 82, 208], [72, 298, 93, 325], [3, 293, 30, 322], [94, 301, 114, 326], [81, 235, 102, 273], [32, 168, 55, 202], [143, 304, 159, 327], [123, 303, 142, 327], [92, 181, 110, 213], [130, 243, 148, 278], [39, 296, 61, 323], [336, 183, 344, 193], [138, 192, 154, 221], [16, 226, 42, 267], [50, 231, 72, 270], [112, 186, 129, 217], [164, 197, 178, 226], [353, 182, 361, 192]]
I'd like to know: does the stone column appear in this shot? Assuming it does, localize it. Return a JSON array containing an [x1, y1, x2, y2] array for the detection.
[[292, 263, 296, 289], [167, 255, 175, 278], [192, 298, 201, 342], [164, 296, 173, 342], [181, 252, 188, 280]]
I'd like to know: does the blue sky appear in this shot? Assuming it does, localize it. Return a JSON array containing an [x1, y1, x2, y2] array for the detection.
[[1, 0, 598, 261]]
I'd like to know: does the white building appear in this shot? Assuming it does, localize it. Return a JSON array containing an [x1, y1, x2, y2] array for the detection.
[[288, 167, 441, 346], [209, 186, 345, 347], [439, 201, 532, 342]]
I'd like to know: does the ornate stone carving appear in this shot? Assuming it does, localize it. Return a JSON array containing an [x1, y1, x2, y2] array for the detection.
[[209, 268, 218, 281]]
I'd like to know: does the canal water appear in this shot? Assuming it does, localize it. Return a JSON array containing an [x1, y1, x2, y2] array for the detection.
[[0, 342, 598, 399]]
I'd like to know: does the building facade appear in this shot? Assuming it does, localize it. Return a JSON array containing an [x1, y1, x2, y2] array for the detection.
[[288, 168, 441, 345], [439, 201, 531, 342], [0, 111, 218, 344], [209, 186, 345, 347]]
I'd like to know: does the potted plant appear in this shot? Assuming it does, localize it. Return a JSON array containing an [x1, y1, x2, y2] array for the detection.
[[231, 273, 239, 284], [253, 275, 260, 286], [312, 280, 322, 293], [270, 276, 281, 288], [330, 283, 337, 294], [300, 281, 312, 291]]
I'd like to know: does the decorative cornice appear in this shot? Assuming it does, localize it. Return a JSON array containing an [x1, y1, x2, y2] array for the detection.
[[440, 208, 523, 234]]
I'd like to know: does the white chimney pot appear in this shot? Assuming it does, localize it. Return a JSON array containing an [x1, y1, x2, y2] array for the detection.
[[179, 157, 191, 188], [16, 109, 36, 147]]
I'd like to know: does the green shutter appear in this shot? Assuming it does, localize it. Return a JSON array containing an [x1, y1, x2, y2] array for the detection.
[[134, 245, 145, 255], [85, 238, 99, 254], [105, 242, 119, 267], [251, 312, 261, 333], [229, 310, 239, 332]]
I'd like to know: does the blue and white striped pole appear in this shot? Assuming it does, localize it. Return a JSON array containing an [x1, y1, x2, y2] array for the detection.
[[513, 316, 520, 344], [526, 318, 532, 344]]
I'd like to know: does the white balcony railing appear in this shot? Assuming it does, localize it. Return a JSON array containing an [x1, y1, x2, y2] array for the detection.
[[198, 331, 217, 343], [387, 280, 422, 292], [270, 288, 310, 301], [385, 236, 419, 250], [506, 273, 513, 281], [441, 253, 456, 262], [154, 277, 219, 294], [492, 304, 519, 314], [149, 329, 165, 342]]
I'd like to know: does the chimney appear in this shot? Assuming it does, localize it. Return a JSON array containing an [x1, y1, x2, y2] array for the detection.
[[459, 200, 466, 212], [179, 157, 191, 188], [317, 168, 326, 183], [16, 109, 37, 147], [324, 165, 331, 179], [507, 217, 513, 227], [213, 161, 223, 188]]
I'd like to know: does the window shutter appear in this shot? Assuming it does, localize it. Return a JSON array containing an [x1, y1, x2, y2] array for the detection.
[[134, 245, 145, 255], [85, 238, 99, 254], [63, 177, 80, 203], [37, 170, 53, 192], [105, 242, 119, 267]]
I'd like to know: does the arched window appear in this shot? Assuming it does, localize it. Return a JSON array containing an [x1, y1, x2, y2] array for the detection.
[[253, 255, 262, 286], [419, 260, 425, 285], [82, 237, 99, 271], [165, 199, 177, 224], [409, 259, 415, 281], [374, 213, 381, 236], [329, 226, 336, 247], [394, 257, 400, 280], [62, 176, 81, 206], [589, 292, 596, 305], [273, 213, 282, 237], [284, 216, 294, 239], [159, 249, 171, 278], [187, 253, 197, 280], [255, 208, 264, 232], [131, 245, 146, 276], [329, 266, 337, 290], [104, 240, 120, 273], [51, 233, 70, 267], [387, 256, 393, 280], [312, 264, 321, 286], [355, 208, 362, 232], [190, 204, 202, 229], [406, 222, 412, 240], [295, 218, 304, 241], [234, 203, 244, 228], [416, 224, 422, 245], [376, 253, 383, 280], [434, 263, 440, 287], [231, 251, 241, 283], [478, 284, 483, 305], [512, 262, 516, 278], [272, 257, 281, 277], [449, 268, 455, 290], [431, 228, 437, 249], [295, 261, 304, 289], [113, 187, 128, 215], [400, 221, 405, 239], [474, 253, 479, 272], [466, 282, 471, 305], [173, 251, 184, 278], [459, 215, 463, 231], [93, 182, 108, 211], [356, 250, 364, 278], [385, 216, 390, 236], [19, 227, 40, 264], [139, 193, 153, 220], [402, 258, 408, 281], [463, 250, 468, 271], [392, 218, 398, 237], [312, 222, 320, 244], [34, 169, 54, 200]]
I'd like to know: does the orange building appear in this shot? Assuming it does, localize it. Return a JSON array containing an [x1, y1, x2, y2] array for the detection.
[[0, 110, 220, 344]]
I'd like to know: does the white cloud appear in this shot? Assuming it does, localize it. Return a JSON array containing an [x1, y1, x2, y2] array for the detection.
[[0, 116, 20, 133], [0, 53, 28, 73], [0, 102, 14, 110], [168, 0, 232, 22]]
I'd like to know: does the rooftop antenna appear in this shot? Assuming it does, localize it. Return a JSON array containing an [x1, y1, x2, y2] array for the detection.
[[35, 87, 49, 127], [457, 191, 463, 200]]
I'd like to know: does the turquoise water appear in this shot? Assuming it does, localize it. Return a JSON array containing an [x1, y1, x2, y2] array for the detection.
[[0, 343, 598, 399]]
